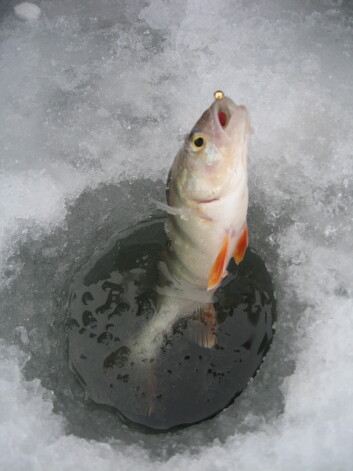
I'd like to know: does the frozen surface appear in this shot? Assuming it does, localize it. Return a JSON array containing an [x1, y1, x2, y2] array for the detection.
[[0, 0, 353, 470]]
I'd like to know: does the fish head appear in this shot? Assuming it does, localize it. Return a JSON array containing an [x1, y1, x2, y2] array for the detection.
[[178, 94, 251, 201]]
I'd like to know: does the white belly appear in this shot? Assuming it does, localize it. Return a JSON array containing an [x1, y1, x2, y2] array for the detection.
[[167, 176, 248, 289]]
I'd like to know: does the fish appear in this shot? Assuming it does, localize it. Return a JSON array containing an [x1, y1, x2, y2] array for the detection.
[[127, 91, 251, 361]]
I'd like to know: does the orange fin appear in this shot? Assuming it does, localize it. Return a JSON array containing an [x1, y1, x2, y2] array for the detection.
[[234, 223, 248, 264], [208, 234, 230, 290], [186, 304, 218, 348]]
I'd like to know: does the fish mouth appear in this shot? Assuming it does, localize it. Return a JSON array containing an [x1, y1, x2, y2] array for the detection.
[[210, 96, 250, 143]]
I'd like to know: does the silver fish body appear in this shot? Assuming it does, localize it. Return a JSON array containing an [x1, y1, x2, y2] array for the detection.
[[165, 94, 250, 289], [131, 93, 251, 360]]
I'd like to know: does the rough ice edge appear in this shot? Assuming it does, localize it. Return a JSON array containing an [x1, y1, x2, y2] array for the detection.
[[0, 287, 352, 471]]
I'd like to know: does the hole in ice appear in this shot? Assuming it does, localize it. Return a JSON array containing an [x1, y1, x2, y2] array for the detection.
[[66, 215, 276, 430], [1, 179, 280, 442]]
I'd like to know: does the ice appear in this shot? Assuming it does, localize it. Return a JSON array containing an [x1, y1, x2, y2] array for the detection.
[[0, 0, 353, 469], [14, 2, 41, 21]]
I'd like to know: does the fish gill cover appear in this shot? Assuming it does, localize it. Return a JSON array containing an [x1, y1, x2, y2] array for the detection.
[[0, 0, 352, 470]]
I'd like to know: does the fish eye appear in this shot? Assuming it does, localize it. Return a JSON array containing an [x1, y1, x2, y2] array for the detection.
[[192, 135, 205, 150]]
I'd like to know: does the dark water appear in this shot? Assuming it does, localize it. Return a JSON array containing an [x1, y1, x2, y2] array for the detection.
[[67, 216, 276, 430]]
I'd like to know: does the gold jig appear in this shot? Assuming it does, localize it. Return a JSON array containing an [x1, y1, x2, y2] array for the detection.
[[214, 90, 224, 100]]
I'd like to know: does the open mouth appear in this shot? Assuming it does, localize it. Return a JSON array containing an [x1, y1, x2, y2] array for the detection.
[[212, 98, 249, 139], [217, 109, 228, 128], [214, 100, 233, 132]]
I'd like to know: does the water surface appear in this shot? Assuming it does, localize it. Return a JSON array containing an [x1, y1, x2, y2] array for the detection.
[[67, 216, 276, 430]]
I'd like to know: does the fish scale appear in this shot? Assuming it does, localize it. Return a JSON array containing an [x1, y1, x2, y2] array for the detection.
[[130, 92, 251, 361]]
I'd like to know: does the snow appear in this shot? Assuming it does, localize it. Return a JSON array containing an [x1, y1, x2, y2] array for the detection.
[[14, 2, 41, 21], [0, 0, 353, 470]]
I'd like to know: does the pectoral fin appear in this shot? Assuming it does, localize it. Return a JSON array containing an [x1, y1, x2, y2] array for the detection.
[[186, 304, 217, 348], [208, 234, 230, 290], [234, 223, 248, 264]]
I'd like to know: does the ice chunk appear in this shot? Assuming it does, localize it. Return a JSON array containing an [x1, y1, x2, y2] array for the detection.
[[14, 2, 41, 21]]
